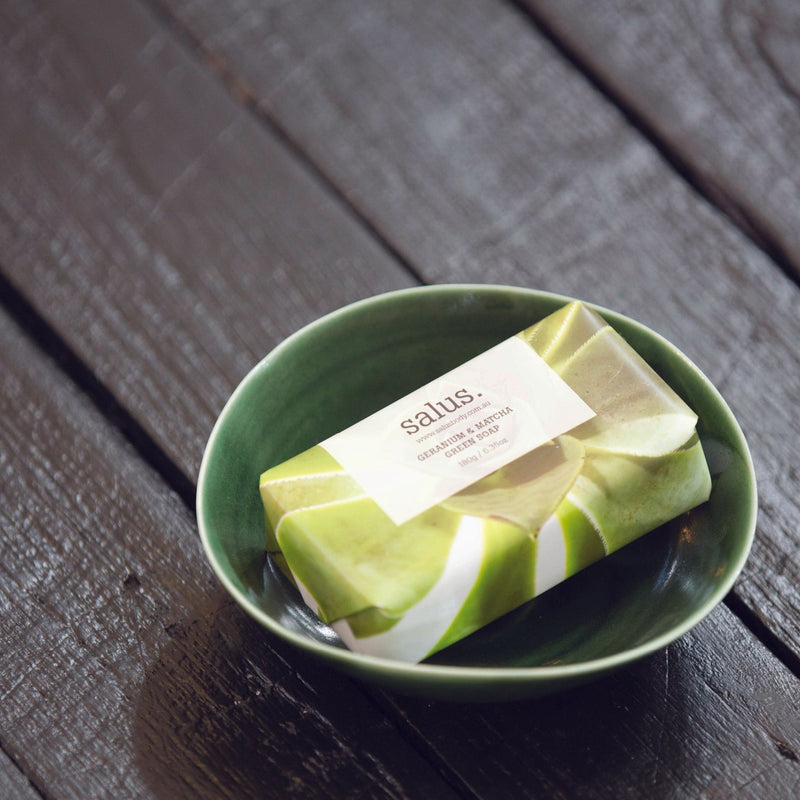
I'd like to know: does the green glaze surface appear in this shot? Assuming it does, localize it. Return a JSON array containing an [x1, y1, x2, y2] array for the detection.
[[196, 285, 756, 701]]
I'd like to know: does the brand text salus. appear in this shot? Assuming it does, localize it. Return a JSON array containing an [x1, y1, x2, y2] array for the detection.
[[399, 388, 477, 435]]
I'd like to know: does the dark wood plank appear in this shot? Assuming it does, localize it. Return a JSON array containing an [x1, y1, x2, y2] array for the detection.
[[380, 607, 800, 799], [154, 0, 800, 660], [519, 0, 800, 278], [0, 309, 460, 800], [1, 1, 800, 797], [0, 0, 414, 482]]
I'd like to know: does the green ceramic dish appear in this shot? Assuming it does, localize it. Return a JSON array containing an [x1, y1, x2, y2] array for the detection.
[[196, 285, 756, 701]]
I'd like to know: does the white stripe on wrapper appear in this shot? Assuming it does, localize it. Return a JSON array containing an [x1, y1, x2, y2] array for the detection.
[[331, 515, 486, 662], [534, 515, 567, 596]]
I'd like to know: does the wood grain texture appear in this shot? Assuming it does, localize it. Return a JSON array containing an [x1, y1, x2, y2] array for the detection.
[[520, 0, 800, 278], [0, 308, 460, 800], [0, 0, 414, 482], [380, 607, 800, 799], [156, 0, 800, 658]]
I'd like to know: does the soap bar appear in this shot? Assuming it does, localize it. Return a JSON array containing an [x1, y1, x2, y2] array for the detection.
[[259, 302, 712, 662]]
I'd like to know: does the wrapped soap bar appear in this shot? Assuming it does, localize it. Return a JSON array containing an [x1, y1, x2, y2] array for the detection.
[[259, 302, 712, 662]]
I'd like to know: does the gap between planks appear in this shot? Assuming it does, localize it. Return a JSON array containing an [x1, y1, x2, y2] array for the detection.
[[504, 0, 800, 288], [0, 273, 195, 511]]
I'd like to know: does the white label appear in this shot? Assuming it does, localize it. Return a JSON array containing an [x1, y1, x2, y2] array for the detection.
[[320, 337, 595, 525]]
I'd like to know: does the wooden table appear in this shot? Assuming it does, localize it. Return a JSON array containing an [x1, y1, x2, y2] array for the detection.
[[2, 0, 799, 797]]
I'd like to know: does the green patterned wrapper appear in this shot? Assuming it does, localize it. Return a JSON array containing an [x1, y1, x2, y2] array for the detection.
[[259, 303, 712, 662]]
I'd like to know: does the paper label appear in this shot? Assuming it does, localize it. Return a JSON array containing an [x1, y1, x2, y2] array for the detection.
[[320, 336, 595, 525]]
